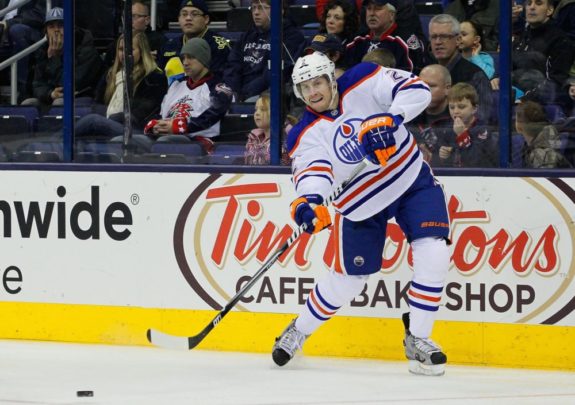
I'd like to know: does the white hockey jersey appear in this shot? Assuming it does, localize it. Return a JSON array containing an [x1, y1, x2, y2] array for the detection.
[[286, 63, 431, 221]]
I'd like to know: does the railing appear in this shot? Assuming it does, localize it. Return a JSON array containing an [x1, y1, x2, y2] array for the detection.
[[0, 0, 52, 105]]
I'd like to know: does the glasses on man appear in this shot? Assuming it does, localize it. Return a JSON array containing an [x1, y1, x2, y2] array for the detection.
[[429, 33, 458, 42], [180, 11, 205, 18], [132, 13, 148, 19]]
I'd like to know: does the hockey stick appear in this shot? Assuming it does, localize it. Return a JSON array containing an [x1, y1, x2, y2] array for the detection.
[[147, 159, 369, 350]]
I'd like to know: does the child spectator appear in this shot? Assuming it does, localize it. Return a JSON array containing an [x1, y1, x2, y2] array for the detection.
[[244, 91, 292, 165], [317, 0, 360, 46], [224, 0, 305, 102], [438, 82, 498, 167], [445, 0, 499, 51], [75, 33, 167, 138], [516, 100, 572, 168], [459, 20, 495, 80]]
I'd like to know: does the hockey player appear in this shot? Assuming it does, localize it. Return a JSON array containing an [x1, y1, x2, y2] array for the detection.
[[272, 52, 451, 376]]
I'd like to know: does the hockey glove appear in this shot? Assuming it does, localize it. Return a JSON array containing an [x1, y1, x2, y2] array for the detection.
[[290, 194, 332, 234], [358, 113, 403, 166]]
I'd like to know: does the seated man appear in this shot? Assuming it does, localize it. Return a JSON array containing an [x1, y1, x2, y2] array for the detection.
[[123, 38, 233, 152], [23, 7, 104, 109]]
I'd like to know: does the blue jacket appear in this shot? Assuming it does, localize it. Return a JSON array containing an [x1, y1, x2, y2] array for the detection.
[[224, 18, 305, 101]]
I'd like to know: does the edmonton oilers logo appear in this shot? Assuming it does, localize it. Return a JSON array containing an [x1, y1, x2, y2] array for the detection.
[[333, 118, 365, 164]]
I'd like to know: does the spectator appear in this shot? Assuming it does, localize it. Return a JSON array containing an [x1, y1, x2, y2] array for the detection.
[[553, 0, 575, 42], [317, 0, 360, 45], [103, 0, 167, 69], [316, 0, 361, 22], [459, 20, 495, 80], [428, 14, 493, 124], [244, 91, 292, 165], [0, 0, 46, 101], [129, 38, 232, 152], [361, 47, 396, 67], [305, 33, 347, 78], [346, 0, 414, 71], [224, 0, 305, 102], [406, 64, 452, 164], [160, 0, 230, 79], [512, 0, 575, 106], [445, 0, 499, 51], [516, 100, 572, 168], [438, 82, 497, 167], [74, 33, 167, 139], [22, 7, 104, 109]]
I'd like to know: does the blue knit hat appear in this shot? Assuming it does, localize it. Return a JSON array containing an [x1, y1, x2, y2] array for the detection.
[[45, 7, 64, 24]]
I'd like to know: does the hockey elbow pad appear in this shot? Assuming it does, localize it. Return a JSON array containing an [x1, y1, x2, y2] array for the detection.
[[290, 194, 332, 234]]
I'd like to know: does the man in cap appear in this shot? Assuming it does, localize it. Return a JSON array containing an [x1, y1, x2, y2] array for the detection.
[[305, 33, 347, 78], [160, 0, 230, 80], [22, 7, 104, 108], [137, 37, 232, 150], [346, 0, 428, 73]]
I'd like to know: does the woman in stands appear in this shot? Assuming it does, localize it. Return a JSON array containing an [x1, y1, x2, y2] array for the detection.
[[318, 0, 360, 46], [74, 32, 167, 139]]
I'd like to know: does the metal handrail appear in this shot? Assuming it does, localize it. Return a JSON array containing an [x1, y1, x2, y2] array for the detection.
[[0, 0, 31, 20]]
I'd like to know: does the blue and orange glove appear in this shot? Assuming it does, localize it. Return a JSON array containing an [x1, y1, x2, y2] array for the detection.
[[358, 113, 403, 166], [290, 194, 332, 234]]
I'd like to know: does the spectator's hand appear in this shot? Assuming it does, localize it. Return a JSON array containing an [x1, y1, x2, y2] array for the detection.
[[47, 30, 63, 58], [453, 117, 466, 135], [439, 146, 453, 160], [358, 113, 403, 166], [472, 43, 482, 56], [151, 119, 173, 135], [512, 3, 523, 23], [491, 77, 500, 91], [418, 143, 433, 163], [290, 194, 331, 234], [51, 86, 63, 100]]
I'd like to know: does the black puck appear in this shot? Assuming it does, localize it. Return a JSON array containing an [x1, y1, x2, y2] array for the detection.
[[76, 390, 94, 397]]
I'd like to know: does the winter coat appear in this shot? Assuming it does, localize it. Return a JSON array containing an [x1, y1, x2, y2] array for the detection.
[[522, 124, 572, 168], [224, 18, 305, 101], [512, 19, 575, 103], [31, 27, 104, 105]]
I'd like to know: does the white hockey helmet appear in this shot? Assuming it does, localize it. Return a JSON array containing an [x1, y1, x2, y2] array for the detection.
[[292, 52, 336, 101]]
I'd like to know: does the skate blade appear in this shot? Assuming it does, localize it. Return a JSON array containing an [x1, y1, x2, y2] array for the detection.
[[408, 360, 445, 376]]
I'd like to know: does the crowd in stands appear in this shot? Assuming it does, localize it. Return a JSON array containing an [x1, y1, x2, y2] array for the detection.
[[0, 0, 574, 168]]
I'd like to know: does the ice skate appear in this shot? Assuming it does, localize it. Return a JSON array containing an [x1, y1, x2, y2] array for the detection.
[[272, 318, 308, 366], [402, 313, 447, 376]]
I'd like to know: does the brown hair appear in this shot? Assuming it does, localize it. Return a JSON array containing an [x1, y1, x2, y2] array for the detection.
[[515, 100, 549, 136], [447, 82, 479, 106]]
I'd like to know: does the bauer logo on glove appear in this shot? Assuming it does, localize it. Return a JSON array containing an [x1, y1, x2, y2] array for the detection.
[[358, 113, 402, 166]]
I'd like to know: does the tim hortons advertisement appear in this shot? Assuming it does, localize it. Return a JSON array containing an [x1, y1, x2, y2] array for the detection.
[[0, 171, 574, 326]]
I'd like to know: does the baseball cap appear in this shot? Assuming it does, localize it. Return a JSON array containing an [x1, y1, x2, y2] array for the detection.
[[362, 0, 397, 12], [180, 0, 209, 15], [45, 7, 64, 24], [304, 34, 344, 55]]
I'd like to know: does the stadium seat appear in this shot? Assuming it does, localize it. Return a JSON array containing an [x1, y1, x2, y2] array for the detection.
[[0, 106, 39, 131], [151, 142, 205, 158], [35, 115, 79, 134], [218, 114, 254, 142], [16, 141, 63, 159], [543, 104, 566, 124], [0, 115, 31, 137], [75, 152, 122, 163], [207, 143, 246, 165], [125, 153, 190, 164], [47, 106, 93, 118], [415, 1, 444, 14], [288, 5, 317, 27], [229, 102, 256, 114], [13, 150, 61, 162]]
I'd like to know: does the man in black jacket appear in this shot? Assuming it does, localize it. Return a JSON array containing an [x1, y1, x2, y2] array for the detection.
[[428, 14, 493, 124]]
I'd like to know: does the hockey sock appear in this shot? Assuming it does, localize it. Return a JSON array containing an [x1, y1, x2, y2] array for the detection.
[[408, 237, 450, 338], [296, 270, 368, 336]]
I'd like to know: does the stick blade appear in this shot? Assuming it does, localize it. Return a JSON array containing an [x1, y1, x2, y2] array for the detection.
[[146, 328, 192, 350]]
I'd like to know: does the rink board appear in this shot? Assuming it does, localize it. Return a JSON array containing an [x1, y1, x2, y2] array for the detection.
[[0, 168, 574, 370]]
